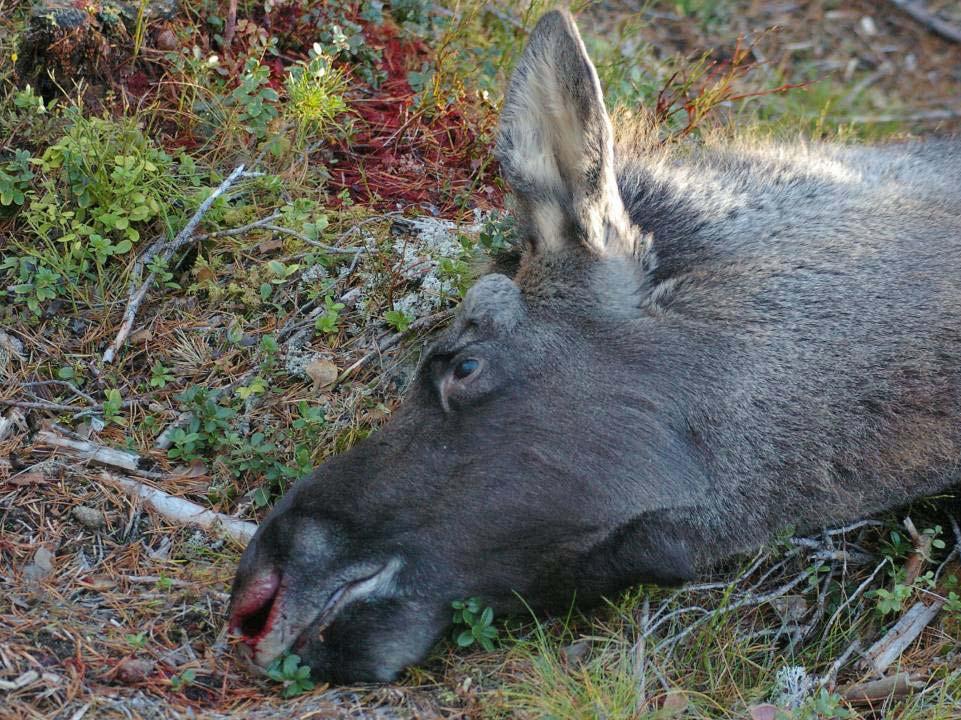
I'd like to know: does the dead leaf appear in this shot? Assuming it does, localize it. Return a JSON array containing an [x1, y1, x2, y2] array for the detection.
[[560, 639, 591, 668], [72, 505, 106, 529], [257, 237, 285, 254], [155, 28, 177, 51], [0, 408, 27, 442], [195, 265, 217, 284], [0, 330, 24, 360], [130, 328, 153, 344], [306, 358, 339, 388], [24, 547, 55, 583], [79, 575, 116, 592], [171, 459, 209, 479], [114, 658, 155, 683], [660, 690, 688, 715], [749, 704, 779, 720]]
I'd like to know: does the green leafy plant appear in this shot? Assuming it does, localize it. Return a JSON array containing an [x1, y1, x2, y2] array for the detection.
[[438, 255, 472, 298], [384, 309, 413, 333], [315, 295, 344, 334], [6, 259, 61, 315], [236, 376, 267, 401], [285, 46, 349, 142], [0, 149, 34, 209], [230, 57, 280, 140], [792, 688, 852, 719], [292, 401, 326, 434], [280, 198, 330, 242], [167, 426, 203, 461], [170, 667, 197, 692], [2, 111, 203, 314], [871, 580, 913, 616], [149, 362, 175, 389], [102, 388, 125, 427], [451, 597, 499, 651], [945, 587, 961, 615], [166, 387, 236, 462], [265, 652, 315, 698], [479, 213, 515, 253]]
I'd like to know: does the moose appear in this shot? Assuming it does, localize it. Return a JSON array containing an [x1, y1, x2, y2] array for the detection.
[[230, 10, 961, 682]]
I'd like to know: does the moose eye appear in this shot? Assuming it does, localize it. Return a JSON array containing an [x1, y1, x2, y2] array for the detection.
[[453, 358, 480, 380]]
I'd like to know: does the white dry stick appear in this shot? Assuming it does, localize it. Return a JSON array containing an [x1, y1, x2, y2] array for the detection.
[[103, 165, 248, 364], [863, 599, 944, 674], [37, 429, 142, 471], [103, 471, 257, 544]]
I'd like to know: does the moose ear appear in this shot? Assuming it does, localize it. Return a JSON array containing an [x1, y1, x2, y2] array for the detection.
[[495, 10, 638, 257]]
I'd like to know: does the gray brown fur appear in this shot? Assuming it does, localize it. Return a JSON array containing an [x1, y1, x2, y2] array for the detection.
[[229, 9, 961, 683]]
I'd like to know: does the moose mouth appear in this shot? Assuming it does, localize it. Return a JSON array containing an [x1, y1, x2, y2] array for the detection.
[[230, 560, 401, 668]]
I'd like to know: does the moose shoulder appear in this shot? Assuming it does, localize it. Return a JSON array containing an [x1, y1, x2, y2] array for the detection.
[[229, 10, 961, 683]]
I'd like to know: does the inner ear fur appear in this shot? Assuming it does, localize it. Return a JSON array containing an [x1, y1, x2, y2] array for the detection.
[[495, 9, 640, 258]]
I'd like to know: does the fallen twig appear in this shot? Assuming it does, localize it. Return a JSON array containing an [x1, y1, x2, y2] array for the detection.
[[886, 0, 961, 44], [847, 108, 961, 125], [123, 574, 230, 601], [262, 224, 365, 254], [825, 557, 890, 631], [820, 638, 863, 690], [654, 572, 810, 652], [862, 599, 944, 674], [103, 471, 256, 544], [841, 671, 925, 704], [334, 309, 454, 386], [21, 380, 99, 405], [36, 429, 144, 473], [103, 165, 248, 364], [192, 210, 282, 241], [633, 596, 650, 713]]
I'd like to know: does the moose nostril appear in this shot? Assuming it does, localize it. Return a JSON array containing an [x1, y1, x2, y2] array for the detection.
[[230, 572, 280, 641]]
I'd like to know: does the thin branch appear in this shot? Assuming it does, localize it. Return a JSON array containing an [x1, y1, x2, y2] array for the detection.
[[841, 672, 925, 704], [334, 310, 454, 386], [863, 599, 944, 674], [37, 429, 143, 472], [654, 572, 810, 652], [20, 380, 99, 405], [824, 557, 890, 631], [819, 638, 863, 690], [886, 0, 961, 44], [824, 519, 886, 535], [192, 210, 282, 241], [224, 0, 238, 51], [122, 574, 230, 601], [103, 471, 256, 544], [261, 224, 365, 254], [103, 165, 247, 364], [2, 399, 93, 412]]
